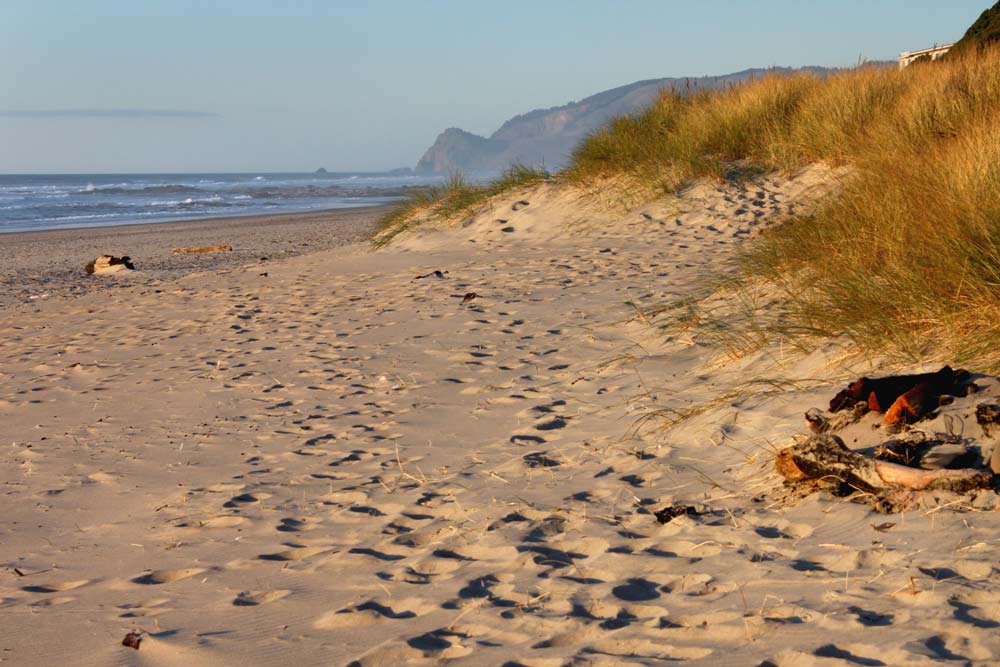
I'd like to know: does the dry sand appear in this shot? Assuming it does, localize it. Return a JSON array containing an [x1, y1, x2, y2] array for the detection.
[[3, 172, 1000, 666]]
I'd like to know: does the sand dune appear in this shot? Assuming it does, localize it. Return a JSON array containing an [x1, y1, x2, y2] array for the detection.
[[2, 168, 999, 666]]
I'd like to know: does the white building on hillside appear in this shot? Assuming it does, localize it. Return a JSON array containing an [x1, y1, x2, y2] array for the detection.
[[899, 44, 953, 68]]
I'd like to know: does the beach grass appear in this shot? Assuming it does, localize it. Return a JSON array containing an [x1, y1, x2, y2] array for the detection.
[[740, 49, 1000, 366], [566, 46, 1000, 366], [372, 165, 548, 247]]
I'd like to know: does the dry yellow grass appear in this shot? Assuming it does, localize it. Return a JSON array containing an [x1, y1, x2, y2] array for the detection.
[[743, 51, 1000, 366], [568, 47, 1000, 366]]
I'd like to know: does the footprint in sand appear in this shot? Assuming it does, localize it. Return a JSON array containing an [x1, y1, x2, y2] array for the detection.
[[510, 434, 545, 445], [348, 545, 411, 562], [21, 579, 92, 594], [223, 491, 271, 508], [530, 399, 566, 414], [132, 568, 207, 585], [534, 416, 567, 431], [276, 517, 315, 532], [118, 597, 173, 618], [233, 589, 291, 606], [199, 515, 249, 529], [610, 577, 662, 602], [523, 452, 562, 468], [30, 596, 76, 607], [258, 546, 331, 561], [314, 597, 436, 629]]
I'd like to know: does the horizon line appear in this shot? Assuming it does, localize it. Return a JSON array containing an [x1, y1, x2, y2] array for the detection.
[[0, 109, 221, 119]]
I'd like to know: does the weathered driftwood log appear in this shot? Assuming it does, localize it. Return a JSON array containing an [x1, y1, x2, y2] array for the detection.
[[776, 435, 990, 494], [171, 244, 233, 254], [805, 403, 869, 434], [85, 255, 135, 275]]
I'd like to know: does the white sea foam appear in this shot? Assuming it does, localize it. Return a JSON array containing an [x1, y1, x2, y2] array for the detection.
[[0, 172, 411, 233], [148, 195, 223, 206]]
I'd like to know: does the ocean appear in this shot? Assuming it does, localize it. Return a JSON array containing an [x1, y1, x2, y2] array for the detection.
[[0, 172, 441, 234]]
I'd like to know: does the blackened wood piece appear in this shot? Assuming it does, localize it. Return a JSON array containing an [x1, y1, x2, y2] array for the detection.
[[829, 366, 967, 415]]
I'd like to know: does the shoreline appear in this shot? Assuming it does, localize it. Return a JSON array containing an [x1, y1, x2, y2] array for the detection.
[[0, 203, 392, 241], [0, 204, 390, 309]]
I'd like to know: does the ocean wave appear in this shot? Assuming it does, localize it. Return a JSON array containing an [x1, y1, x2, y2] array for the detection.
[[0, 187, 75, 199], [149, 195, 224, 206], [32, 211, 141, 222], [79, 182, 134, 192], [73, 183, 401, 199], [0, 173, 415, 232], [178, 201, 231, 208], [235, 185, 421, 199], [79, 184, 207, 195]]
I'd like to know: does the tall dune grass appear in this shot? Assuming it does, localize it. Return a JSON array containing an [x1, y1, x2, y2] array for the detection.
[[568, 47, 1000, 365], [745, 110, 1000, 365], [568, 49, 1000, 185]]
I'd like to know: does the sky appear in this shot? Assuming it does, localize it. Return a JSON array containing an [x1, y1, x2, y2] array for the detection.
[[0, 0, 988, 174]]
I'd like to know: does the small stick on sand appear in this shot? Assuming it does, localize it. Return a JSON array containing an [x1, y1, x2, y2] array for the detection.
[[171, 245, 233, 254]]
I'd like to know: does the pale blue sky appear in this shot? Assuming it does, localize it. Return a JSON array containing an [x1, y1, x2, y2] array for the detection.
[[0, 1, 987, 173]]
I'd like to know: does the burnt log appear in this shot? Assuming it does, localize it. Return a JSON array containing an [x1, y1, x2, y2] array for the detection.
[[828, 366, 970, 426], [883, 381, 935, 428], [777, 435, 990, 494]]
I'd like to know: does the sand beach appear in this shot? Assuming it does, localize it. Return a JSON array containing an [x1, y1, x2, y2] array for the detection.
[[2, 170, 1000, 667]]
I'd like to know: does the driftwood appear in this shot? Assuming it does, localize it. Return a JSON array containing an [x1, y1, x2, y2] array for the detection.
[[171, 244, 233, 254], [85, 255, 134, 275], [777, 435, 990, 494], [976, 403, 1000, 436], [828, 366, 972, 428]]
